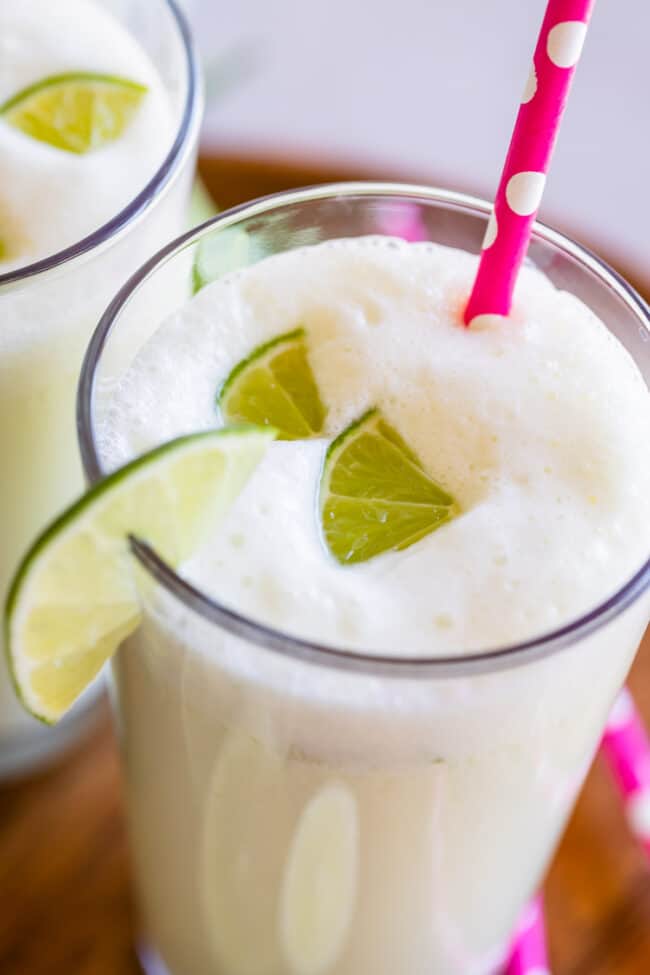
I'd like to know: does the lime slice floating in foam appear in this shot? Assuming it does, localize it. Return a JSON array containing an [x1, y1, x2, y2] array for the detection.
[[319, 408, 457, 565], [4, 426, 273, 724], [218, 328, 327, 439], [0, 72, 147, 154]]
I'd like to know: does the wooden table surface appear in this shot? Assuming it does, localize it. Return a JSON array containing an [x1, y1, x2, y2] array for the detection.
[[1, 156, 649, 974]]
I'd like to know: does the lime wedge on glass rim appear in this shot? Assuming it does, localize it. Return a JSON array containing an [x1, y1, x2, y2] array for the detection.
[[4, 426, 273, 724], [188, 176, 219, 229], [192, 223, 273, 295], [0, 72, 148, 154], [217, 327, 327, 439], [319, 408, 458, 565]]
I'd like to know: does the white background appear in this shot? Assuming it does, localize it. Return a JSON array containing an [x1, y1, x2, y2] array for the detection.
[[184, 0, 649, 281]]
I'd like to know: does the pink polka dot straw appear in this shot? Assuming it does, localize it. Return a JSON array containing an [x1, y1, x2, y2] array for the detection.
[[504, 896, 550, 975], [464, 0, 596, 326], [379, 6, 650, 967], [506, 691, 650, 975], [601, 688, 650, 859]]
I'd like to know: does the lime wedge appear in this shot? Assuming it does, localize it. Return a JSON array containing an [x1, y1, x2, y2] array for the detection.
[[188, 176, 219, 230], [218, 328, 327, 439], [319, 409, 457, 564], [192, 226, 322, 295], [0, 72, 147, 154], [4, 426, 273, 724], [188, 178, 220, 294], [192, 224, 270, 294], [187, 178, 230, 295]]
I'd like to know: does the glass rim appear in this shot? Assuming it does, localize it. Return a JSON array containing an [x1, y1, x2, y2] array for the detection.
[[77, 181, 650, 679], [0, 0, 202, 290]]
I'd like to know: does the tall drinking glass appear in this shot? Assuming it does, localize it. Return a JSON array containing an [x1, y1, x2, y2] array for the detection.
[[78, 185, 650, 975], [0, 0, 202, 778]]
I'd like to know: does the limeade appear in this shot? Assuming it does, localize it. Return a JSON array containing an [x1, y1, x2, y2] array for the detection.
[[0, 0, 186, 756], [100, 238, 650, 974]]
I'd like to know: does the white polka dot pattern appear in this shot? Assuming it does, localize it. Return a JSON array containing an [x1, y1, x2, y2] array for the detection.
[[547, 20, 587, 67], [505, 172, 546, 216], [506, 895, 550, 974], [482, 210, 498, 249], [627, 789, 650, 841], [521, 65, 537, 104], [466, 313, 505, 330], [607, 687, 635, 730], [464, 0, 595, 326]]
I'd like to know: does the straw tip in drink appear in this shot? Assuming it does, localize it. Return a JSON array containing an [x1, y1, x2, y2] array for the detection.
[[465, 312, 507, 331]]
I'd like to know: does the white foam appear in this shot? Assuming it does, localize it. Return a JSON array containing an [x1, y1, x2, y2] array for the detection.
[[102, 236, 650, 655]]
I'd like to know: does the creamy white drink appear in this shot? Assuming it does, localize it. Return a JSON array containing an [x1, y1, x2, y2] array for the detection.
[[0, 0, 196, 766], [0, 0, 174, 269], [100, 237, 650, 974]]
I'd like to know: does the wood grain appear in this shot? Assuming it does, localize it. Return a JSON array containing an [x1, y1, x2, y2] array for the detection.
[[0, 154, 648, 974]]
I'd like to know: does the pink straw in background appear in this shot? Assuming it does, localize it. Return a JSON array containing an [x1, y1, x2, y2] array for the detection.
[[507, 691, 650, 975], [601, 688, 650, 859], [504, 896, 550, 975], [464, 0, 595, 326]]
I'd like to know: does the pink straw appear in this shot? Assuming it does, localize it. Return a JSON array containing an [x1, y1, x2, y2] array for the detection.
[[380, 204, 429, 243], [601, 688, 650, 858], [460, 2, 650, 963], [506, 691, 650, 975], [464, 0, 595, 326], [379, 8, 650, 963], [504, 896, 550, 975]]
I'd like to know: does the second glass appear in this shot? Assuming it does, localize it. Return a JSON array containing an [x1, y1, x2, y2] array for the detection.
[[0, 0, 202, 777]]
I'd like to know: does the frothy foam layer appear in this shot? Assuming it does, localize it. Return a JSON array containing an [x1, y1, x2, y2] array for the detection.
[[101, 236, 650, 655], [0, 0, 175, 269]]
